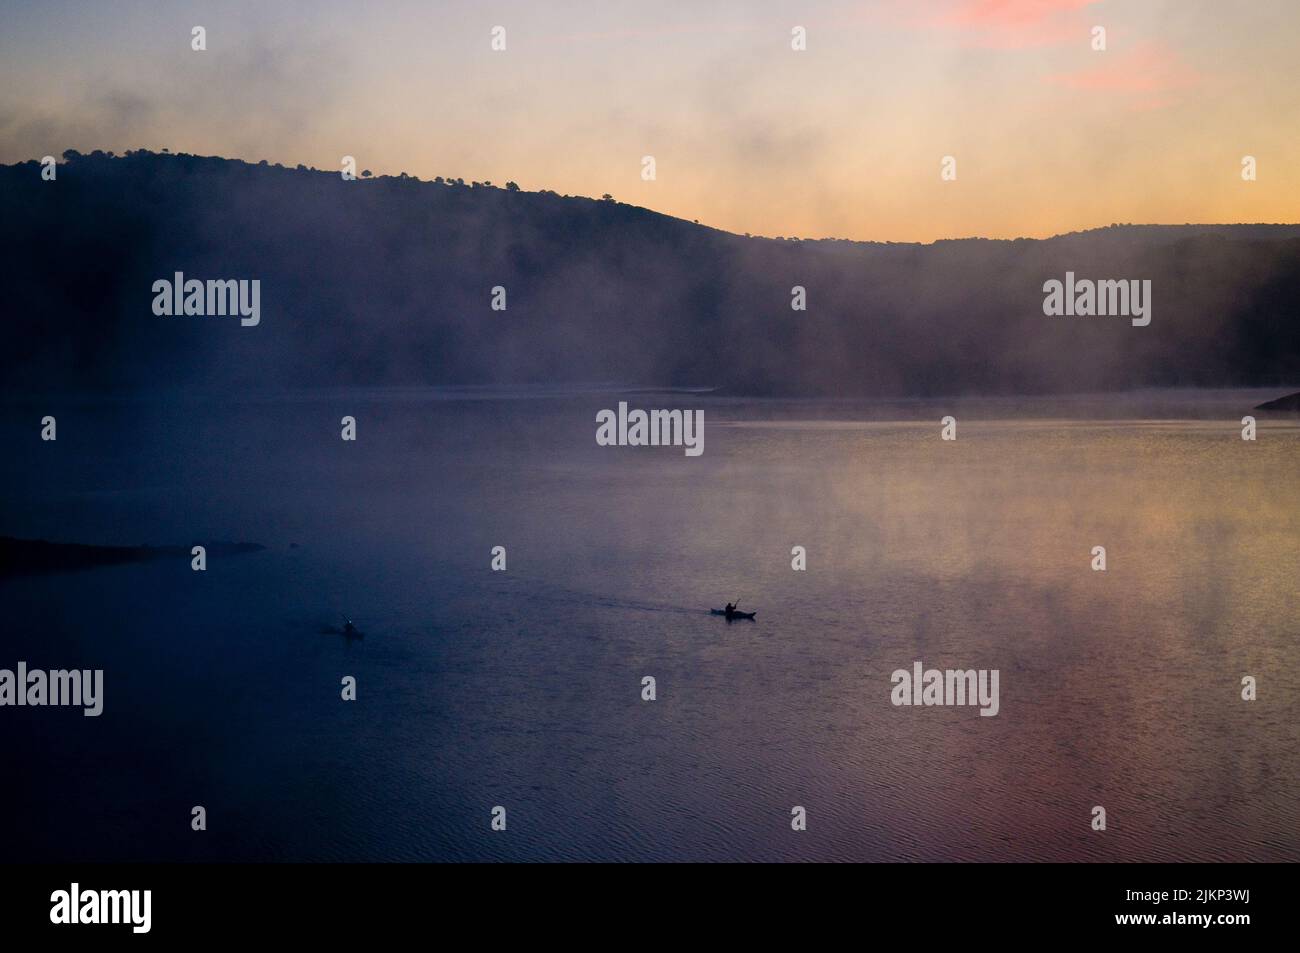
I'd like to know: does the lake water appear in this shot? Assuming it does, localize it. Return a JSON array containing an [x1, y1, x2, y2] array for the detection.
[[1, 389, 1297, 861]]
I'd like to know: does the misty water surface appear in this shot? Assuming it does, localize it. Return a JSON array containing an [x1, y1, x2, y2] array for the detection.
[[1, 389, 1296, 861]]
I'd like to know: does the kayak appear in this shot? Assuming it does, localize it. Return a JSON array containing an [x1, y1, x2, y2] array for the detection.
[[711, 609, 756, 620]]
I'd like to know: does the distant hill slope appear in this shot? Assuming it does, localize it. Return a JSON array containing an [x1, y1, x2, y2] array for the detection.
[[1255, 390, 1300, 411], [2, 151, 1299, 397]]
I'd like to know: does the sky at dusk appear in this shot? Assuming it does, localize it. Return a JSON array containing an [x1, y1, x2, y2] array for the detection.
[[2, 0, 1297, 242]]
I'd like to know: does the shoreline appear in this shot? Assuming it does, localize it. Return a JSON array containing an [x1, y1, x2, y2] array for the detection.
[[0, 536, 264, 579]]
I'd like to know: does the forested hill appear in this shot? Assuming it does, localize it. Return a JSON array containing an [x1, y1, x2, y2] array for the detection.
[[3, 150, 1299, 396]]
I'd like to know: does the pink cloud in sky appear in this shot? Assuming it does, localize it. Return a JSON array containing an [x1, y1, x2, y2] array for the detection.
[[875, 1, 1201, 109], [1045, 40, 1202, 109], [901, 0, 1102, 49], [934, 0, 1097, 28]]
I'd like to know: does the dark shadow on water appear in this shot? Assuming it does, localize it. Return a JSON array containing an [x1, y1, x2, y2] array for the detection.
[[319, 623, 365, 641]]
